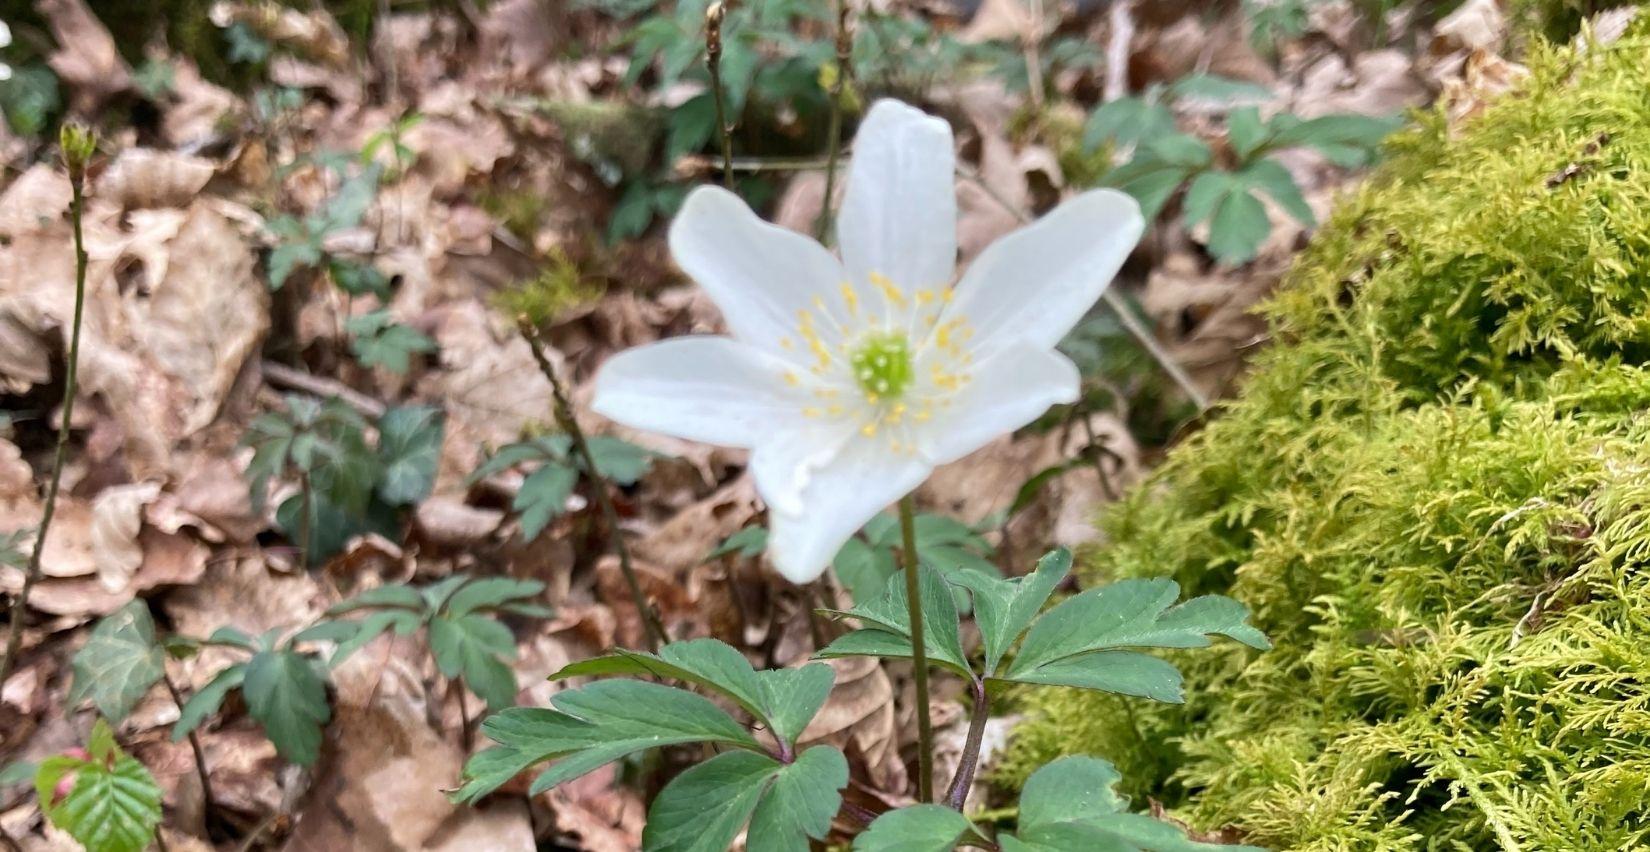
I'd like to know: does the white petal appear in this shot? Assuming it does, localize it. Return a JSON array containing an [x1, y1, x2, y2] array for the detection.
[[939, 189, 1142, 360], [837, 100, 957, 298], [765, 440, 932, 584], [591, 336, 807, 448], [669, 186, 848, 358], [914, 343, 1080, 466], [750, 420, 857, 517]]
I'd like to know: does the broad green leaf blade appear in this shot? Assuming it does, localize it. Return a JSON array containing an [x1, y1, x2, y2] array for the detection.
[[452, 707, 600, 803], [820, 566, 971, 677], [326, 583, 425, 615], [1208, 188, 1270, 265], [643, 750, 779, 852], [1082, 96, 1176, 151], [706, 525, 767, 561], [429, 614, 520, 709], [444, 577, 548, 617], [172, 664, 247, 741], [1241, 158, 1314, 227], [755, 663, 836, 748], [583, 435, 657, 484], [550, 679, 759, 750], [515, 463, 578, 542], [854, 804, 976, 852], [244, 649, 331, 765], [747, 745, 849, 852], [956, 549, 1072, 677], [1181, 171, 1234, 228], [329, 609, 422, 666], [1169, 73, 1274, 104], [376, 405, 443, 505], [1224, 107, 1268, 161], [554, 638, 784, 735], [1011, 757, 1263, 851], [1009, 578, 1265, 677], [69, 601, 165, 723], [469, 440, 558, 484], [40, 721, 163, 852], [1000, 651, 1185, 703]]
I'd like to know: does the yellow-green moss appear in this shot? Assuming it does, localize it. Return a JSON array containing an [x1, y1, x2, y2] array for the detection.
[[999, 25, 1650, 852]]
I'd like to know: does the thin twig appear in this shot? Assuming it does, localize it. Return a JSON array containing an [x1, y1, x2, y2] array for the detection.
[[517, 319, 666, 652], [897, 496, 934, 802], [260, 360, 387, 418], [705, 4, 735, 189], [945, 676, 990, 809], [0, 134, 93, 689], [1103, 0, 1136, 103], [815, 0, 852, 241], [952, 163, 1210, 411], [1023, 0, 1047, 109], [163, 671, 218, 830]]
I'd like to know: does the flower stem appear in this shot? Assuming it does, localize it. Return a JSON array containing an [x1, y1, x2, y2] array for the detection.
[[163, 670, 218, 829], [0, 147, 91, 690], [705, 4, 735, 189], [815, 0, 852, 241], [945, 676, 990, 809], [898, 495, 934, 802], [518, 319, 666, 652]]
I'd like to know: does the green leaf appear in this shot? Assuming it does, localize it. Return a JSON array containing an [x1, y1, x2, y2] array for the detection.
[[429, 613, 520, 709], [746, 746, 850, 852], [818, 566, 971, 677], [706, 525, 768, 561], [514, 462, 579, 541], [348, 311, 437, 374], [1169, 73, 1273, 104], [453, 681, 759, 803], [327, 583, 426, 615], [328, 608, 423, 666], [328, 258, 391, 299], [1241, 158, 1315, 226], [243, 649, 331, 765], [1207, 186, 1270, 265], [1266, 112, 1400, 166], [1002, 579, 1267, 698], [267, 240, 321, 290], [552, 639, 833, 747], [37, 720, 163, 852], [583, 435, 657, 485], [954, 549, 1071, 676], [1082, 96, 1175, 152], [1006, 756, 1263, 851], [1003, 650, 1186, 702], [644, 750, 779, 852], [854, 804, 976, 852], [376, 405, 444, 505], [443, 577, 548, 617], [68, 601, 165, 723], [1225, 106, 1269, 161], [666, 93, 718, 164]]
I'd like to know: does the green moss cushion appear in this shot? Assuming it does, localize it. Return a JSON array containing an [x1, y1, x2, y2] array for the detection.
[[999, 25, 1650, 851]]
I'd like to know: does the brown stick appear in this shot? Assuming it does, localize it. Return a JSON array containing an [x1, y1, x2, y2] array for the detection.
[[163, 671, 218, 830], [517, 320, 666, 651]]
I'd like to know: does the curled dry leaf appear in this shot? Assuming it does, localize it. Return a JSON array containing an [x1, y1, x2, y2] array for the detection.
[[797, 656, 903, 793], [95, 150, 216, 211]]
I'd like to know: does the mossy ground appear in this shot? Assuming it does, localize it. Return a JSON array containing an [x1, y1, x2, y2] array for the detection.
[[999, 22, 1650, 852]]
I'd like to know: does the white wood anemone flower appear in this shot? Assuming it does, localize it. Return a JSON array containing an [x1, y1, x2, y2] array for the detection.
[[593, 99, 1144, 583]]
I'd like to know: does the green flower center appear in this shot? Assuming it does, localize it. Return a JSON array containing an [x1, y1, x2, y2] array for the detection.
[[850, 333, 913, 401]]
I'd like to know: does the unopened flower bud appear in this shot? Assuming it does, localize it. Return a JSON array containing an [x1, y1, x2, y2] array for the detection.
[[59, 123, 97, 184]]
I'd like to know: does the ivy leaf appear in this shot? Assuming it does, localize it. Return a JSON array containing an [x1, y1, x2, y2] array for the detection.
[[954, 549, 1071, 677], [68, 600, 165, 723], [818, 566, 971, 677], [854, 804, 977, 852], [453, 681, 759, 803], [35, 720, 163, 852], [1003, 757, 1263, 851], [376, 405, 444, 505], [243, 649, 331, 765], [553, 639, 834, 747], [429, 613, 520, 710]]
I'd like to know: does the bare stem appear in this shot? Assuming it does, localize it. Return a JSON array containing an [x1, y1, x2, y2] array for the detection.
[[945, 677, 990, 809], [898, 495, 934, 802], [816, 0, 852, 241], [951, 163, 1210, 411], [705, 4, 735, 189], [297, 471, 312, 572], [163, 671, 218, 829], [456, 682, 474, 751], [517, 319, 666, 651], [0, 158, 90, 689]]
